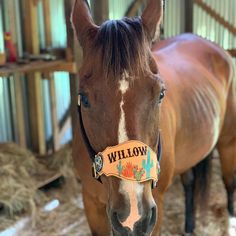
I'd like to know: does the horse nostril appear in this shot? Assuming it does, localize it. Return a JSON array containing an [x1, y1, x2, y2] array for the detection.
[[150, 206, 157, 226], [111, 211, 130, 235]]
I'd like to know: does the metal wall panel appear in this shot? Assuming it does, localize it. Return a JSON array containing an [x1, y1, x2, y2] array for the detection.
[[164, 0, 185, 38], [47, 0, 72, 145], [109, 0, 134, 19], [0, 3, 4, 53], [0, 78, 13, 142], [194, 0, 236, 51], [0, 1, 14, 143]]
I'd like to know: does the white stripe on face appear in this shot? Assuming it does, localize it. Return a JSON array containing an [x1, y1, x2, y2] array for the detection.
[[118, 78, 129, 144], [119, 181, 144, 230], [118, 75, 143, 230]]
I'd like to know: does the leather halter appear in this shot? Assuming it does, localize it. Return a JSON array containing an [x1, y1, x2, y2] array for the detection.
[[77, 98, 162, 186]]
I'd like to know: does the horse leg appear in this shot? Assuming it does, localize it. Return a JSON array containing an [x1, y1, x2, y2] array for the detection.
[[82, 189, 111, 236], [181, 153, 212, 236], [217, 140, 236, 221], [181, 169, 195, 235]]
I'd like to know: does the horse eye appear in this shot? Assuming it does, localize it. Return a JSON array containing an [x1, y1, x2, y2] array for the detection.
[[159, 89, 166, 103], [79, 93, 90, 108]]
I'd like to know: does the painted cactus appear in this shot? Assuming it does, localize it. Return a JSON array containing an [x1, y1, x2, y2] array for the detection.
[[133, 167, 145, 181], [116, 161, 123, 176], [142, 149, 153, 178]]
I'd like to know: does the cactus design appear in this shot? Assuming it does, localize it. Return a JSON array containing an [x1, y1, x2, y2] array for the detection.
[[122, 162, 135, 177], [142, 149, 154, 178], [133, 167, 145, 181], [116, 161, 123, 176]]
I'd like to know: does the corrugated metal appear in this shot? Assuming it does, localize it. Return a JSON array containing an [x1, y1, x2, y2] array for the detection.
[[0, 0, 14, 143], [0, 3, 4, 52], [35, 0, 72, 146], [0, 78, 13, 141], [38, 1, 46, 50], [50, 0, 67, 48], [14, 0, 23, 57], [49, 0, 72, 145], [164, 0, 185, 38], [109, 0, 134, 19], [194, 0, 236, 50], [193, 0, 236, 66]]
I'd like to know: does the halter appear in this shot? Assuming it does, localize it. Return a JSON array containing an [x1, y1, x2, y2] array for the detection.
[[77, 96, 162, 188]]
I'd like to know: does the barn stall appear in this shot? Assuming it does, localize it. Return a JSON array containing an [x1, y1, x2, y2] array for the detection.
[[0, 0, 235, 235]]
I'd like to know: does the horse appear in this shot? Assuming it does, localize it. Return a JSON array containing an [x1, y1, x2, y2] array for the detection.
[[71, 0, 236, 235]]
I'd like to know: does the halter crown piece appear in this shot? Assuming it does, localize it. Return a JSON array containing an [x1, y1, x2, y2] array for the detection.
[[78, 95, 162, 188]]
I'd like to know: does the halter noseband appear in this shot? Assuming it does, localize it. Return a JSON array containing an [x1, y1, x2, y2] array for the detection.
[[77, 96, 162, 188]]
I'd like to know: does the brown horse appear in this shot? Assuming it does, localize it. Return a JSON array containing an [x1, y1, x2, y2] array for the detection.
[[71, 0, 236, 235]]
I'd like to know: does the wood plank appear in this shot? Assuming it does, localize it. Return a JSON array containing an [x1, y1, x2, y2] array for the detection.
[[36, 172, 62, 189], [7, 0, 17, 45], [59, 115, 71, 141], [194, 0, 236, 36], [23, 0, 45, 154], [0, 60, 77, 76], [228, 49, 236, 57], [27, 74, 46, 154], [48, 73, 60, 151], [125, 0, 143, 17], [14, 74, 26, 147], [42, 0, 52, 47], [91, 0, 109, 25], [185, 0, 194, 32], [64, 0, 81, 137], [22, 0, 39, 54]]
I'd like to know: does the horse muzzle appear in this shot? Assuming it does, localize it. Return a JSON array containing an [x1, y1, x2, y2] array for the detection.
[[110, 205, 157, 236]]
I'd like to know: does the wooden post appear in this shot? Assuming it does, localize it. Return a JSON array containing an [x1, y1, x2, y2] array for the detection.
[[42, 0, 52, 48], [23, 0, 46, 154], [42, 1, 60, 151], [185, 0, 194, 33], [48, 73, 60, 151], [14, 74, 26, 147], [64, 0, 82, 137], [125, 0, 143, 17], [91, 0, 109, 25]]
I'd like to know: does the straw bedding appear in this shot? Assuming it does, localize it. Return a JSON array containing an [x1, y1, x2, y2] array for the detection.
[[0, 143, 45, 218], [0, 142, 76, 231]]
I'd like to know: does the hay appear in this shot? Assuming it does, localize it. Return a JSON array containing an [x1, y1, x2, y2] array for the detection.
[[0, 142, 80, 233], [41, 142, 80, 196], [0, 143, 46, 218], [17, 185, 90, 236]]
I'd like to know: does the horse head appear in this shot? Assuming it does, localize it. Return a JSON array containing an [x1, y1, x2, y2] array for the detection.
[[72, 0, 165, 235]]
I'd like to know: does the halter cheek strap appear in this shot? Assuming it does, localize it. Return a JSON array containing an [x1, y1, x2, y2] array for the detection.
[[77, 96, 162, 187], [77, 97, 97, 160]]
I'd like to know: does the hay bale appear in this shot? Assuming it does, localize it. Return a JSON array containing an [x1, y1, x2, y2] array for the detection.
[[0, 143, 46, 218], [43, 142, 80, 195], [0, 142, 78, 231]]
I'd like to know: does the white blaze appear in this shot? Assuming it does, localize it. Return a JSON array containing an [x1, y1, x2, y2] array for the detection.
[[119, 181, 144, 230], [118, 76, 143, 230], [118, 78, 129, 144]]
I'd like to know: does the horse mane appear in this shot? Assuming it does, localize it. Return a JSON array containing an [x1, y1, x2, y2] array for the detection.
[[95, 17, 150, 78]]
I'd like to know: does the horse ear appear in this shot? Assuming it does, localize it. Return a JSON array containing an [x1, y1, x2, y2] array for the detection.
[[71, 0, 98, 47], [141, 0, 163, 42]]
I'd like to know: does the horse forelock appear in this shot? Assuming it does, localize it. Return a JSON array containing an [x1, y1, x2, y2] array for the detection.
[[95, 17, 150, 78]]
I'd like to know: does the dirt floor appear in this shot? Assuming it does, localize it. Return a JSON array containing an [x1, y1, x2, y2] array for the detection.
[[0, 156, 233, 236]]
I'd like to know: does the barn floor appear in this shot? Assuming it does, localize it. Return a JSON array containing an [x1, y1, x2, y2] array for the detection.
[[0, 156, 235, 236]]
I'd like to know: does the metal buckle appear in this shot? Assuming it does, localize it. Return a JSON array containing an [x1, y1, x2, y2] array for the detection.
[[152, 180, 158, 189], [92, 163, 99, 179]]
